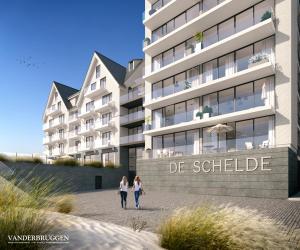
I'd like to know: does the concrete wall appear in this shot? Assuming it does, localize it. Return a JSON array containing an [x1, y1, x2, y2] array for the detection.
[[137, 147, 299, 199], [4, 163, 128, 192]]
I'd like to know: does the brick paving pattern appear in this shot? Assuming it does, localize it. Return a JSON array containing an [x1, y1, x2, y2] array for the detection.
[[71, 190, 300, 247]]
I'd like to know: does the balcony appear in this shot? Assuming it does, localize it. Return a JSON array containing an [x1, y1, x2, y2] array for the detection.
[[80, 143, 95, 152], [84, 82, 108, 99], [144, 0, 194, 30], [144, 105, 274, 137], [69, 146, 81, 155], [97, 140, 114, 149], [120, 90, 145, 107], [120, 133, 145, 146], [95, 120, 115, 131], [144, 57, 275, 110], [43, 119, 67, 131], [68, 112, 81, 124], [144, 18, 275, 83], [144, 0, 262, 56], [78, 106, 96, 118], [95, 100, 115, 113], [68, 129, 81, 140], [120, 110, 145, 127], [46, 104, 62, 117], [78, 124, 97, 136]]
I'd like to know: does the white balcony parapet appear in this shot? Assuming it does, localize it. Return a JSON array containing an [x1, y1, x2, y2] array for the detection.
[[144, 105, 275, 137], [43, 119, 66, 131], [144, 60, 275, 110], [95, 100, 115, 112], [69, 146, 81, 155], [46, 104, 62, 116], [95, 120, 115, 131], [78, 106, 96, 118], [68, 112, 81, 123], [78, 124, 96, 135], [144, 18, 275, 83], [68, 129, 81, 139], [84, 81, 108, 98], [120, 133, 145, 145], [120, 90, 145, 105]]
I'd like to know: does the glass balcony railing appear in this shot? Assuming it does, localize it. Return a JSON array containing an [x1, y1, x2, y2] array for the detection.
[[120, 111, 145, 125], [145, 5, 274, 74], [144, 0, 173, 21], [150, 80, 274, 130], [120, 133, 144, 145], [120, 90, 145, 104]]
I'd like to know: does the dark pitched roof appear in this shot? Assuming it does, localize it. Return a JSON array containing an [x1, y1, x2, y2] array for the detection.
[[95, 51, 127, 85], [124, 59, 143, 82], [53, 81, 79, 109]]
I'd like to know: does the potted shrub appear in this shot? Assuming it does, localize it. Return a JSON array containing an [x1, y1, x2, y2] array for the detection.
[[184, 81, 192, 90], [248, 53, 269, 68], [261, 10, 272, 22], [143, 37, 151, 47], [194, 32, 203, 52], [145, 116, 152, 130], [196, 111, 203, 120], [202, 106, 213, 119]]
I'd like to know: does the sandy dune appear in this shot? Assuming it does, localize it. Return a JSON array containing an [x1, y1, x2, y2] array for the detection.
[[48, 213, 164, 250]]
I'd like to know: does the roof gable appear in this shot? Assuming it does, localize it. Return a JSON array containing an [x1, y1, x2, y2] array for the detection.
[[53, 81, 79, 109]]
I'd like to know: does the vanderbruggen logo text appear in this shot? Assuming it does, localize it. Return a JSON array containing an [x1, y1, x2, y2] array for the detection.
[[8, 234, 69, 244]]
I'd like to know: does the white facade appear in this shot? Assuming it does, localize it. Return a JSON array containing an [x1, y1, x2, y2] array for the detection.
[[43, 53, 144, 166], [143, 0, 300, 158]]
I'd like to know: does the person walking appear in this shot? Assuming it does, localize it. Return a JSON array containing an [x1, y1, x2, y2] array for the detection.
[[119, 176, 128, 209], [132, 176, 143, 209]]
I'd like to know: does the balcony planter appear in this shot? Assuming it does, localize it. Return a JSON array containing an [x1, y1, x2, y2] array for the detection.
[[202, 106, 213, 119], [261, 11, 272, 22], [149, 8, 156, 16], [186, 44, 195, 55], [194, 32, 203, 52], [248, 53, 269, 68], [196, 111, 203, 120], [144, 37, 151, 47]]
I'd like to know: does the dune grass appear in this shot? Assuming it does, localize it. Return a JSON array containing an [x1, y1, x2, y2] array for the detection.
[[53, 158, 79, 167], [0, 154, 9, 162], [84, 161, 103, 168], [15, 156, 43, 164], [159, 205, 298, 250], [0, 174, 74, 249], [105, 162, 119, 169]]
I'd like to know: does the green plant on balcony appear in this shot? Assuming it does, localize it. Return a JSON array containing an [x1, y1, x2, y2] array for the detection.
[[145, 116, 152, 130], [184, 81, 192, 90], [195, 32, 204, 43], [202, 106, 213, 119], [196, 111, 203, 119], [143, 37, 151, 47], [261, 10, 272, 22]]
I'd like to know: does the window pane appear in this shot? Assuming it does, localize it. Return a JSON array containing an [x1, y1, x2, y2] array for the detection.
[[174, 102, 186, 124], [163, 77, 174, 96], [203, 92, 218, 117], [203, 59, 218, 83], [175, 132, 186, 155], [203, 26, 218, 48], [152, 54, 162, 71], [187, 4, 199, 22], [166, 20, 175, 34], [163, 134, 174, 149], [254, 78, 267, 107], [236, 83, 254, 111], [187, 129, 199, 155], [174, 43, 185, 61], [164, 105, 175, 126], [153, 109, 163, 129], [174, 13, 185, 29], [236, 120, 253, 150], [203, 127, 218, 153], [153, 136, 162, 150], [174, 72, 185, 93], [185, 37, 197, 56], [254, 117, 269, 148], [163, 49, 173, 66], [236, 8, 253, 33], [203, 0, 218, 12], [152, 81, 162, 99], [187, 66, 200, 87], [187, 98, 199, 121], [218, 53, 235, 78], [236, 46, 253, 72], [152, 27, 163, 42], [218, 88, 234, 115], [219, 18, 235, 41]]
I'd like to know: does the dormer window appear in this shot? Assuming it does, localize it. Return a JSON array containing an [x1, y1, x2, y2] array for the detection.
[[96, 65, 101, 78]]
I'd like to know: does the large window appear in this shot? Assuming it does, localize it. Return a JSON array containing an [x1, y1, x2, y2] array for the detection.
[[219, 18, 235, 41], [86, 101, 94, 112], [102, 131, 111, 145], [236, 46, 253, 72], [102, 113, 112, 125], [218, 88, 234, 115], [96, 65, 101, 78], [102, 93, 112, 105], [100, 77, 106, 88], [86, 136, 94, 148], [102, 152, 115, 166]]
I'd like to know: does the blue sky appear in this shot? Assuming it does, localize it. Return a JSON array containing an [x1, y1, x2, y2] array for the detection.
[[0, 0, 144, 154]]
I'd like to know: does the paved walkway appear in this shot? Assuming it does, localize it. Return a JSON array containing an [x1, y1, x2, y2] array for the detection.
[[72, 190, 300, 245]]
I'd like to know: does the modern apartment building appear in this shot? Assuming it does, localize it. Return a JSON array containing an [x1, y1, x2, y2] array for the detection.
[[139, 0, 300, 198], [43, 52, 144, 172]]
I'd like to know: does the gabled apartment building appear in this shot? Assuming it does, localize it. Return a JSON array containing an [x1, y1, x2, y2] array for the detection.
[[138, 0, 300, 198], [43, 52, 144, 171]]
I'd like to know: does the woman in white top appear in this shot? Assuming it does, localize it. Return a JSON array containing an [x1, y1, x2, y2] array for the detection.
[[119, 176, 128, 209], [132, 176, 142, 209]]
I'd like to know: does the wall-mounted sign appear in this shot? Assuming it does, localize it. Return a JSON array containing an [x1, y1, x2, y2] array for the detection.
[[170, 156, 272, 174]]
